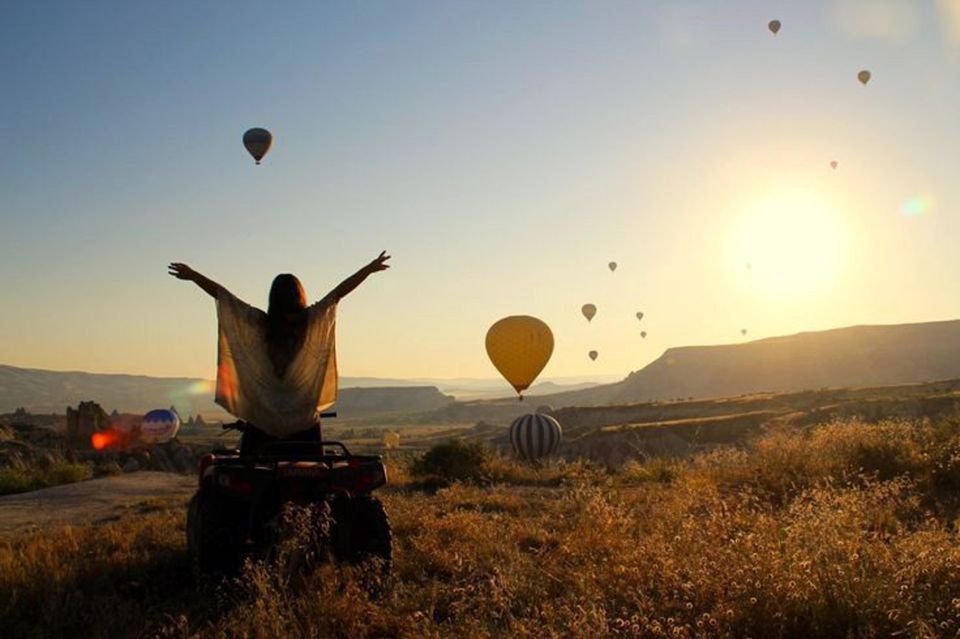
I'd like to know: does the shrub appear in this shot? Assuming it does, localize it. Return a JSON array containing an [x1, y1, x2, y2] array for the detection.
[[913, 418, 960, 492], [811, 419, 924, 480], [45, 462, 94, 486], [410, 439, 491, 483], [0, 467, 33, 495], [0, 457, 93, 496], [704, 420, 927, 503]]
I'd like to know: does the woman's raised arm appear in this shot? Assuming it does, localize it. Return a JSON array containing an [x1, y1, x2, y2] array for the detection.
[[325, 251, 391, 303], [168, 262, 226, 299]]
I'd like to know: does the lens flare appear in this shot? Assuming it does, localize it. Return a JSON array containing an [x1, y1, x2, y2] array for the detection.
[[91, 429, 125, 450], [901, 196, 932, 217], [169, 379, 214, 400], [187, 379, 215, 394]]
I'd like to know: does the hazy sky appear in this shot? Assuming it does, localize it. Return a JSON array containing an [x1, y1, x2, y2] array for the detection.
[[3, 1, 960, 381]]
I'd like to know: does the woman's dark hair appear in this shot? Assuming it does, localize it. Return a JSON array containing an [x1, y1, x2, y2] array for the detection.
[[266, 274, 308, 377]]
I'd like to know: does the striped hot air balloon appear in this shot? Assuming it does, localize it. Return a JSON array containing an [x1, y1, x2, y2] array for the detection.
[[509, 413, 562, 463]]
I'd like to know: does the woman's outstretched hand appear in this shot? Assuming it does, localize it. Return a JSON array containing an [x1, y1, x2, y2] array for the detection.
[[365, 251, 391, 274], [169, 262, 224, 299], [328, 251, 392, 302], [168, 262, 197, 281]]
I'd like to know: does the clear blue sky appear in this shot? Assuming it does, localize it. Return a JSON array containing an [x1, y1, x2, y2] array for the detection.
[[3, 1, 960, 380]]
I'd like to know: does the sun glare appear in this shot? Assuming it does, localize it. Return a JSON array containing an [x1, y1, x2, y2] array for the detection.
[[730, 190, 848, 300]]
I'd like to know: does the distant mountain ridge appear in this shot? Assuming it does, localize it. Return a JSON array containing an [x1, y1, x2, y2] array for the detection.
[[6, 320, 958, 417], [0, 364, 609, 414], [0, 364, 452, 417], [547, 319, 960, 406]]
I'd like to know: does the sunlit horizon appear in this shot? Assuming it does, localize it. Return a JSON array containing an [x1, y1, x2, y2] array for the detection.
[[3, 1, 960, 381]]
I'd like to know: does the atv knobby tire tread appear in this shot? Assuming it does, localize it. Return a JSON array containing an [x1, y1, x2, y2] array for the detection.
[[188, 491, 246, 577], [331, 495, 393, 574]]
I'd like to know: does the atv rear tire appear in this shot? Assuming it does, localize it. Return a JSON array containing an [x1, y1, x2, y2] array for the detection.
[[331, 495, 392, 574], [187, 492, 246, 577]]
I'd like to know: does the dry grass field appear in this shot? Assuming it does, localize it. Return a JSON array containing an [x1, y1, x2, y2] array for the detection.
[[5, 416, 960, 638]]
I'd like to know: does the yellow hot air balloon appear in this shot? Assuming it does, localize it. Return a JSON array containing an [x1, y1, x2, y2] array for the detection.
[[768, 19, 781, 35], [581, 304, 597, 322], [382, 431, 401, 449], [485, 316, 554, 400], [243, 128, 273, 164], [857, 70, 871, 86]]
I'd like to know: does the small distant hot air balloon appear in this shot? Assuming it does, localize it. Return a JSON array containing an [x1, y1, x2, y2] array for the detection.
[[140, 408, 180, 444], [768, 19, 781, 35], [382, 431, 401, 450], [588, 350, 598, 361], [486, 316, 554, 401], [608, 262, 617, 272], [243, 128, 274, 165], [641, 331, 647, 339], [857, 70, 871, 86], [741, 328, 748, 336], [510, 413, 562, 463], [581, 304, 597, 322], [635, 311, 644, 321]]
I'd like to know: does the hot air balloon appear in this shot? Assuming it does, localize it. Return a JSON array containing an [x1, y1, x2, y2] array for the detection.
[[641, 331, 647, 339], [857, 70, 871, 86], [486, 316, 554, 400], [768, 19, 781, 34], [741, 328, 748, 336], [140, 408, 180, 444], [588, 350, 598, 361], [830, 160, 838, 169], [509, 413, 562, 463], [382, 431, 401, 450], [635, 311, 644, 321], [608, 262, 617, 272], [581, 304, 597, 322], [243, 128, 274, 165]]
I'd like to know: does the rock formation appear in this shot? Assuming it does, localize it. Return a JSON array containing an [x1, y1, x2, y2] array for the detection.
[[66, 401, 110, 449]]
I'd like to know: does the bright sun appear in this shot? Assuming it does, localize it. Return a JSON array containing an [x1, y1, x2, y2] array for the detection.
[[730, 189, 848, 299]]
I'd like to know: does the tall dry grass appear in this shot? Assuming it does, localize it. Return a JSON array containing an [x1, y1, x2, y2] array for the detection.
[[3, 418, 960, 637], [0, 454, 92, 496]]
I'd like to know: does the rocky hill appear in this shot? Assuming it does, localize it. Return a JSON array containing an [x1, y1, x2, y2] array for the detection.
[[0, 365, 214, 416], [548, 319, 960, 406]]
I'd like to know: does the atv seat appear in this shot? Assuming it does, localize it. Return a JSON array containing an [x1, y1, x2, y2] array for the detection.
[[228, 412, 337, 458]]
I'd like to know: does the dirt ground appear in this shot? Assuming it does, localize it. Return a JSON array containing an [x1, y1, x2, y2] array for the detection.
[[0, 471, 195, 537]]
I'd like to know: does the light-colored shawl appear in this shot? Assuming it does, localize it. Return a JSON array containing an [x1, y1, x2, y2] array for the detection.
[[214, 290, 337, 437]]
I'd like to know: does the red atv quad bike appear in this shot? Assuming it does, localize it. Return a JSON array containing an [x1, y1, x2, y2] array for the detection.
[[186, 412, 391, 577]]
